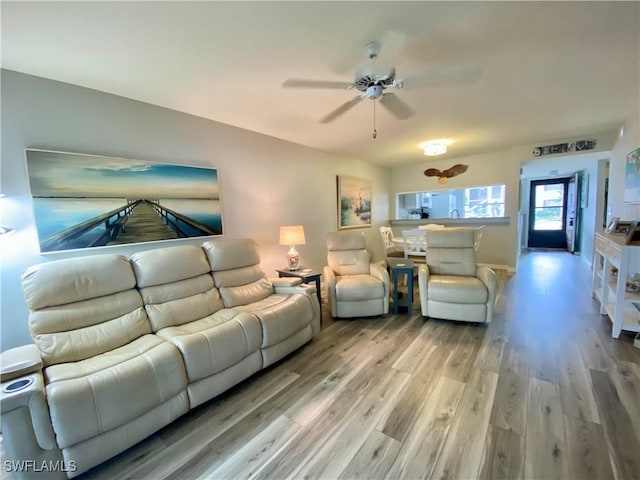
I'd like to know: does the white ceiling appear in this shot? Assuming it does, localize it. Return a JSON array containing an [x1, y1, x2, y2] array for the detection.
[[2, 1, 638, 167]]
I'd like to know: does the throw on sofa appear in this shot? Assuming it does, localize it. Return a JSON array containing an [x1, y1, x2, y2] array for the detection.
[[0, 238, 320, 479]]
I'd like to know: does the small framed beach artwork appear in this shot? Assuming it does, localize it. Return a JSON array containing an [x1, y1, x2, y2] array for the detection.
[[25, 149, 223, 253], [624, 147, 640, 204], [337, 175, 372, 230]]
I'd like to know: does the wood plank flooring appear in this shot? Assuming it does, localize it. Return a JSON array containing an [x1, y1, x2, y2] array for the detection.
[[6, 251, 640, 479]]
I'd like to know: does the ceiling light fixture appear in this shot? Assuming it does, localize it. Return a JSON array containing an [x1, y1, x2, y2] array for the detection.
[[421, 139, 452, 156]]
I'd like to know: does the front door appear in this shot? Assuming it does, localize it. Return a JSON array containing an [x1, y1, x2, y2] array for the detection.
[[528, 178, 569, 249]]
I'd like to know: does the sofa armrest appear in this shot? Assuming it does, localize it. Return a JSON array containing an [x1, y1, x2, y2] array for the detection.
[[418, 264, 430, 316], [269, 277, 303, 288], [274, 283, 316, 296], [1, 344, 43, 383], [1, 371, 57, 451]]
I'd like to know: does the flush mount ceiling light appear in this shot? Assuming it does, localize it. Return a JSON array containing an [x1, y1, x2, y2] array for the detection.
[[420, 139, 452, 156]]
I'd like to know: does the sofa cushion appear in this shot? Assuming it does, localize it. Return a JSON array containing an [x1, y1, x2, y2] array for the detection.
[[141, 275, 224, 331], [133, 245, 225, 331], [216, 276, 274, 308], [44, 334, 187, 449], [130, 245, 211, 288], [234, 293, 313, 347], [22, 254, 135, 310], [203, 238, 261, 271], [26, 279, 149, 367], [335, 274, 385, 302], [427, 275, 488, 304], [23, 254, 147, 366], [204, 240, 275, 307], [155, 310, 262, 382]]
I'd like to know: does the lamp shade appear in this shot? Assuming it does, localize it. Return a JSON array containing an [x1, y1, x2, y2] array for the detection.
[[279, 225, 306, 246]]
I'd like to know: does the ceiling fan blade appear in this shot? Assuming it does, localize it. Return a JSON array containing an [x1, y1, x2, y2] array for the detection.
[[319, 96, 363, 124], [401, 63, 483, 89], [282, 78, 353, 90], [379, 93, 414, 120]]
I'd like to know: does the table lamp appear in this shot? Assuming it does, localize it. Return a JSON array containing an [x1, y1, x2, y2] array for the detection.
[[279, 225, 305, 270]]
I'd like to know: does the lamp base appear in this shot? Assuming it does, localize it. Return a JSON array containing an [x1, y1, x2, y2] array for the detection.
[[286, 246, 300, 271]]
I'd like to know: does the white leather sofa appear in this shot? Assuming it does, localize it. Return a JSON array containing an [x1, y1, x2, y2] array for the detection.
[[0, 238, 320, 478]]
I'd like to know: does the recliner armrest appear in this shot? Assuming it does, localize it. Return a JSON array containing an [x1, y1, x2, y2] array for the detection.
[[323, 266, 336, 286], [476, 266, 497, 299], [1, 344, 43, 383], [369, 263, 390, 285], [1, 372, 57, 450], [270, 277, 303, 288], [274, 283, 316, 296]]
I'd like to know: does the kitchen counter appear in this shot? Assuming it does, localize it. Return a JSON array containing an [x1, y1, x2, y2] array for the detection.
[[390, 217, 510, 227]]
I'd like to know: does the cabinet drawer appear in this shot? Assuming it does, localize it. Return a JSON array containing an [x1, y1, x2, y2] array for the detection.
[[608, 243, 622, 268], [595, 236, 607, 254]]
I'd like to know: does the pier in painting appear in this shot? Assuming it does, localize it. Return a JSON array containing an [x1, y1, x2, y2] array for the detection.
[[40, 199, 220, 252]]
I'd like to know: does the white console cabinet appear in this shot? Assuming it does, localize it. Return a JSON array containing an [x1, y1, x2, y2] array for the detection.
[[591, 232, 640, 338]]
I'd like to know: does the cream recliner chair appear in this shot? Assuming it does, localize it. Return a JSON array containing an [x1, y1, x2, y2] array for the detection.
[[324, 231, 390, 318], [418, 227, 496, 323]]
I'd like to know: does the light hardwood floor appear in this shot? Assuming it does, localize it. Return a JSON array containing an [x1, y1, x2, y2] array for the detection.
[[17, 251, 640, 479]]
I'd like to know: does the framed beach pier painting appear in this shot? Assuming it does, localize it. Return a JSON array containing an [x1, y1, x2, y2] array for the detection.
[[337, 175, 372, 230], [25, 149, 223, 253]]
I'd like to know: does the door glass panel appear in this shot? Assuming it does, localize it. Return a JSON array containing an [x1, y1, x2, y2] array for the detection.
[[533, 184, 564, 230]]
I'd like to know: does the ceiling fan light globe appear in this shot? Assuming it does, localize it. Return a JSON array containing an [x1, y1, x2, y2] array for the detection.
[[366, 85, 383, 99], [438, 177, 448, 185], [423, 143, 448, 156]]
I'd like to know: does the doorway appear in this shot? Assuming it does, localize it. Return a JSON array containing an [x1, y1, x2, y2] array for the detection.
[[528, 178, 570, 249]]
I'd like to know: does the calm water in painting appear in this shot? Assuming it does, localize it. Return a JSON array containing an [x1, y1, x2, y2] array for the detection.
[[33, 197, 222, 242]]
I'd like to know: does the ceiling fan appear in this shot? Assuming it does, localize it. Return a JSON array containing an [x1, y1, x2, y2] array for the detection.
[[282, 41, 417, 132]]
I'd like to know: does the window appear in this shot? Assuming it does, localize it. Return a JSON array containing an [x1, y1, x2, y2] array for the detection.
[[532, 183, 564, 230], [396, 184, 506, 219], [464, 185, 506, 218]]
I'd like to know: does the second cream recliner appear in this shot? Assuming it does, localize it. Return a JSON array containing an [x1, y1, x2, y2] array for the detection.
[[324, 231, 390, 318], [418, 227, 496, 323]]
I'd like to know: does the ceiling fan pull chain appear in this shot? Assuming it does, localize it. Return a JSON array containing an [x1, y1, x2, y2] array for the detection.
[[372, 99, 377, 139]]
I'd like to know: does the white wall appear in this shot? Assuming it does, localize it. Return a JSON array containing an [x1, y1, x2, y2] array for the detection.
[[390, 150, 521, 269], [0, 70, 391, 350], [608, 117, 640, 222]]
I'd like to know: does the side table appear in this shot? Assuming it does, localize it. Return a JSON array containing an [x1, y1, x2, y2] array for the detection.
[[276, 267, 323, 323], [386, 258, 414, 314]]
